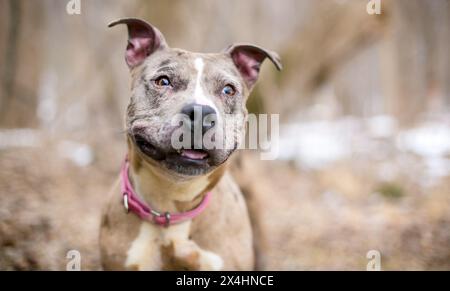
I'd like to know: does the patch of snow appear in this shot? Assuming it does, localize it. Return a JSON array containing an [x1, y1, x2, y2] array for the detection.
[[277, 114, 450, 181], [397, 123, 450, 158], [397, 122, 450, 181], [367, 115, 397, 138], [278, 119, 354, 169], [0, 129, 42, 149], [57, 140, 94, 167]]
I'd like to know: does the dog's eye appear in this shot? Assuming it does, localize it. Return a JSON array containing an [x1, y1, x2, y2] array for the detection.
[[222, 85, 236, 96], [155, 76, 171, 87]]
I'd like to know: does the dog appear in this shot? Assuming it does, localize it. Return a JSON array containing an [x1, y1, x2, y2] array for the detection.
[[99, 18, 282, 271]]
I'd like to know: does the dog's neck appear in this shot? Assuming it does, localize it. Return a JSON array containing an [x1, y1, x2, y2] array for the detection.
[[127, 146, 224, 213]]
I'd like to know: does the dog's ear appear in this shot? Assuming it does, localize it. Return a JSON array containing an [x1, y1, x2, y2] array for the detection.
[[224, 43, 282, 90], [109, 18, 168, 69]]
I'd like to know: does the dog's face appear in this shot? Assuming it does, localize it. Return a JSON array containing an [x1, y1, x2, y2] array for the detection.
[[110, 18, 281, 176]]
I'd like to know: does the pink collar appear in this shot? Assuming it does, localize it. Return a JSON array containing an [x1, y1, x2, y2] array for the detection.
[[120, 157, 212, 227]]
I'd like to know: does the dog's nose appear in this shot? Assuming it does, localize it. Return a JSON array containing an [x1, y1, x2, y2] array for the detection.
[[181, 104, 217, 134]]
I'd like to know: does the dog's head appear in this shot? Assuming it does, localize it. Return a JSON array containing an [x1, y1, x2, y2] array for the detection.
[[110, 18, 282, 176]]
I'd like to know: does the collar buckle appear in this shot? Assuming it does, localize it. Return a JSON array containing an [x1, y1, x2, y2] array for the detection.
[[123, 193, 129, 213], [150, 210, 171, 227], [164, 212, 171, 227]]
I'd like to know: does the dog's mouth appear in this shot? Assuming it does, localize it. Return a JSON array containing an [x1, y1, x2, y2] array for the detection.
[[135, 134, 209, 161], [134, 134, 166, 160], [133, 134, 213, 175], [178, 149, 209, 161]]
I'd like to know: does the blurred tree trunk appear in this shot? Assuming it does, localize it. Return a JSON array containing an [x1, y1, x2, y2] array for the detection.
[[383, 0, 450, 126], [271, 0, 449, 125], [0, 0, 20, 120], [272, 0, 385, 119], [0, 0, 44, 128]]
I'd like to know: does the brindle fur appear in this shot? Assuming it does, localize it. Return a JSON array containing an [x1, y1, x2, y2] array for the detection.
[[99, 18, 281, 271]]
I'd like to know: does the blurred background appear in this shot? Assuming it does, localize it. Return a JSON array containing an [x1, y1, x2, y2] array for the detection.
[[0, 0, 449, 270]]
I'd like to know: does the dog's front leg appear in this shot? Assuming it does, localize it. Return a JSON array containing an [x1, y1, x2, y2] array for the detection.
[[161, 223, 224, 271]]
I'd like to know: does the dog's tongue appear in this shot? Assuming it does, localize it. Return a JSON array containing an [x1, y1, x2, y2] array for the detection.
[[181, 149, 208, 160]]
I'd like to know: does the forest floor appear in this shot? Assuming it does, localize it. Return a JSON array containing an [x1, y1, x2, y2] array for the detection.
[[0, 129, 449, 270]]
